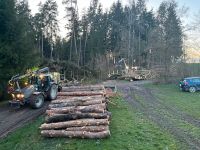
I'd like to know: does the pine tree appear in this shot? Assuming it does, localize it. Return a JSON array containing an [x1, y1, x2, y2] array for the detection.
[[63, 0, 80, 63], [152, 0, 183, 80], [0, 0, 17, 97], [109, 0, 125, 53], [36, 0, 59, 60], [0, 0, 39, 98], [165, 1, 183, 60]]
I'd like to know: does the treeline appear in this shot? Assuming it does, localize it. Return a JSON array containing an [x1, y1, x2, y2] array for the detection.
[[0, 0, 183, 98]]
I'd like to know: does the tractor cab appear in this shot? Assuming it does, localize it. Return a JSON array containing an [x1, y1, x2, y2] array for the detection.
[[30, 74, 52, 92]]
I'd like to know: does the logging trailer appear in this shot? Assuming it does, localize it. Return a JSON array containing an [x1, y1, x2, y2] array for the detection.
[[8, 67, 60, 109]]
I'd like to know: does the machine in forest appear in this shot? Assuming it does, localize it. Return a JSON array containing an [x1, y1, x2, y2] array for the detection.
[[8, 67, 59, 109], [109, 58, 155, 81]]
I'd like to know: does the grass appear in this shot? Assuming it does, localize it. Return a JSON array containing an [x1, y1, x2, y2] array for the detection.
[[145, 83, 200, 140], [145, 84, 200, 119], [0, 96, 179, 150]]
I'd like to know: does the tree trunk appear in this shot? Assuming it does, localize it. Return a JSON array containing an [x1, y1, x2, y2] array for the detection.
[[58, 91, 105, 96], [46, 103, 106, 115], [52, 95, 104, 103], [45, 112, 111, 123], [65, 125, 109, 132], [41, 129, 110, 139], [61, 85, 104, 92], [49, 99, 104, 108], [40, 119, 109, 130]]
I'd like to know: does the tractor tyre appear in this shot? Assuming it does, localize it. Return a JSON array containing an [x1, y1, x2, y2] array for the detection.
[[58, 85, 62, 92], [47, 84, 58, 100], [30, 94, 44, 109]]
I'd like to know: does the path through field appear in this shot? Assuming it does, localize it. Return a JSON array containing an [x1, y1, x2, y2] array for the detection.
[[104, 80, 200, 150]]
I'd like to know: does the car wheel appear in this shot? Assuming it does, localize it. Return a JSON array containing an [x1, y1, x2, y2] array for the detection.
[[30, 94, 44, 109], [189, 87, 196, 93]]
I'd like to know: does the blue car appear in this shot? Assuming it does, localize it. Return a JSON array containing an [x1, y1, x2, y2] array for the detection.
[[180, 77, 200, 93]]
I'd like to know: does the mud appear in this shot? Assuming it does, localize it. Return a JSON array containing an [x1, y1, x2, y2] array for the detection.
[[0, 102, 49, 139]]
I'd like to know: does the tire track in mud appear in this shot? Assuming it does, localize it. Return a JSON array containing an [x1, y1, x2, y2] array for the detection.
[[0, 102, 49, 139], [117, 82, 200, 150]]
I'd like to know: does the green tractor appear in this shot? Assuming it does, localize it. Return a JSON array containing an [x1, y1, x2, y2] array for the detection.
[[8, 67, 58, 109]]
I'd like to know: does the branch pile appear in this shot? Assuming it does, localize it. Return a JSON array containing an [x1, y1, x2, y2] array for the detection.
[[40, 85, 111, 139]]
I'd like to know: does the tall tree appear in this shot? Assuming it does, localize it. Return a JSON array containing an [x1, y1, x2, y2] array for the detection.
[[35, 0, 59, 60], [63, 0, 80, 63], [0, 0, 39, 98], [0, 0, 17, 83], [152, 0, 183, 80], [109, 0, 125, 53]]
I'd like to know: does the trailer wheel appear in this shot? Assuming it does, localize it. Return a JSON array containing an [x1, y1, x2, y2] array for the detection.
[[30, 94, 44, 109], [47, 84, 58, 100]]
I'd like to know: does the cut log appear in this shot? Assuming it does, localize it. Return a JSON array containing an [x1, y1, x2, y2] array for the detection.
[[51, 98, 106, 104], [58, 91, 105, 96], [45, 112, 111, 123], [46, 104, 106, 114], [62, 85, 105, 92], [49, 100, 104, 108], [40, 119, 109, 130], [52, 96, 105, 104], [65, 125, 109, 132], [46, 108, 105, 115], [41, 130, 110, 139]]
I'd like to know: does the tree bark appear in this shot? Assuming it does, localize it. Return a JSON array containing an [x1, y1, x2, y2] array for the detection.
[[65, 125, 109, 132], [58, 91, 105, 96], [40, 119, 109, 130], [46, 104, 106, 115], [45, 112, 111, 123], [52, 96, 104, 104], [49, 99, 104, 108], [41, 129, 110, 139], [61, 85, 104, 92]]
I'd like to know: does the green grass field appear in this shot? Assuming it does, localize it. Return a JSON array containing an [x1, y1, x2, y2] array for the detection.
[[145, 84, 200, 119], [0, 96, 178, 150], [145, 83, 200, 140]]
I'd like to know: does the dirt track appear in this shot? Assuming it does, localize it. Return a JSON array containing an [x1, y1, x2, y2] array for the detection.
[[0, 102, 49, 139], [104, 80, 200, 150]]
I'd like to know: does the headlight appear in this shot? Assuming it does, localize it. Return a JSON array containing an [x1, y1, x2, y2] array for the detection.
[[16, 94, 21, 98], [126, 66, 129, 70], [11, 94, 15, 98], [16, 94, 24, 99], [20, 94, 24, 98], [39, 74, 44, 79]]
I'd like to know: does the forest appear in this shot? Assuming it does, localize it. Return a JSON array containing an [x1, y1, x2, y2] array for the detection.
[[0, 0, 183, 98]]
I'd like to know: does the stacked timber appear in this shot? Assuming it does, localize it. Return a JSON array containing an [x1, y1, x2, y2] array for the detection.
[[40, 85, 111, 139]]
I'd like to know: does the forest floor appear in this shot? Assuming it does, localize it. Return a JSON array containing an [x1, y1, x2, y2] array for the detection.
[[0, 81, 200, 150]]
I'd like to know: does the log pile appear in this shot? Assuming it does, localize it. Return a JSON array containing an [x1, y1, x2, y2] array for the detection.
[[40, 85, 111, 139]]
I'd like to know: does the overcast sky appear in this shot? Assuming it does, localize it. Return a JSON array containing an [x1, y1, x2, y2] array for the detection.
[[28, 0, 200, 37]]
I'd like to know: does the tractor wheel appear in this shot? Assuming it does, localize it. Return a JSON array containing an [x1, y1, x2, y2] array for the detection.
[[47, 84, 58, 100], [58, 85, 62, 92], [30, 94, 44, 109]]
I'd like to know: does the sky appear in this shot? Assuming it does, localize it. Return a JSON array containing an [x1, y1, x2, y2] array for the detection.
[[28, 0, 200, 37]]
